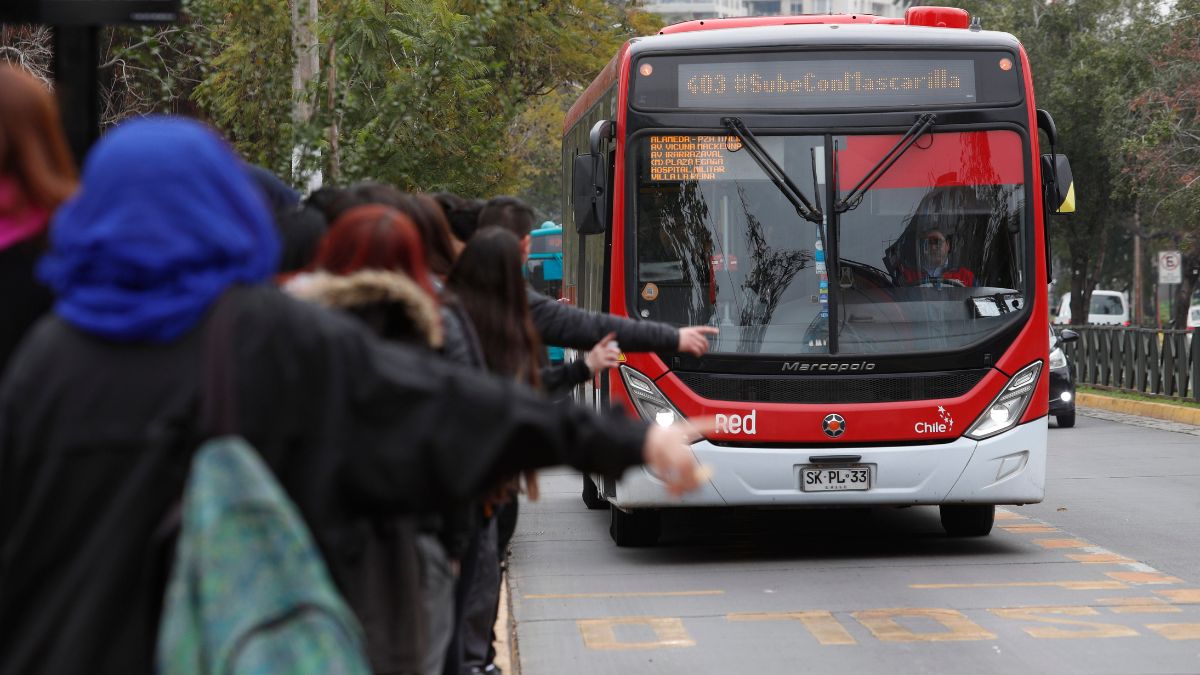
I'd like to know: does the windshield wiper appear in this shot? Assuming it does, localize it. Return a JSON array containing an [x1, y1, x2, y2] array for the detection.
[[835, 113, 936, 213], [721, 117, 823, 225]]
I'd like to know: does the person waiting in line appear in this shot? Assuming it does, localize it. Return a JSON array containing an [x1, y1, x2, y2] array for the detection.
[[0, 63, 77, 377], [433, 192, 485, 249], [286, 203, 455, 675], [0, 117, 706, 675], [476, 196, 720, 356], [326, 183, 459, 287], [443, 227, 621, 675]]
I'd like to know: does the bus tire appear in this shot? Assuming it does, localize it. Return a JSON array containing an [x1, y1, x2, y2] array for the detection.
[[940, 504, 995, 537], [582, 475, 607, 510], [609, 505, 660, 547], [1056, 413, 1076, 428]]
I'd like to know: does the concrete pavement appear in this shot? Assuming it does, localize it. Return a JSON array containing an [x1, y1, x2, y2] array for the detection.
[[505, 411, 1200, 674]]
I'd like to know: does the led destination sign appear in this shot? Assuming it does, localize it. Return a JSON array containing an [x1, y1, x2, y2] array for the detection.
[[675, 59, 977, 110], [647, 135, 743, 182]]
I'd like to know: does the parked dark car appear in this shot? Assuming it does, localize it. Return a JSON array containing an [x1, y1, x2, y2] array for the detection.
[[1049, 325, 1079, 427]]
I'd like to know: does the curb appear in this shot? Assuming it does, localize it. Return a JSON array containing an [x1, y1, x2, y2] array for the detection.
[[1076, 392, 1200, 426], [495, 574, 517, 675]]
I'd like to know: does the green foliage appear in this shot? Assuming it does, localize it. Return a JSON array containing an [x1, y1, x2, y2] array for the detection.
[[190, 0, 294, 176], [929, 0, 1161, 316], [314, 0, 513, 192]]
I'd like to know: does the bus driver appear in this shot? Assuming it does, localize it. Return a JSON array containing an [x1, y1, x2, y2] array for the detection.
[[895, 186, 978, 288]]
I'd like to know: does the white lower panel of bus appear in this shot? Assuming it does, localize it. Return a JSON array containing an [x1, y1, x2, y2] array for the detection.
[[606, 418, 1047, 509]]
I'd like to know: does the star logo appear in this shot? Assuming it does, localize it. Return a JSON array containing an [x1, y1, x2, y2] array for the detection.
[[937, 405, 954, 430]]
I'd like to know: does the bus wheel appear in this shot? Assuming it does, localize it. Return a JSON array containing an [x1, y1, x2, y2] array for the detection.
[[1056, 413, 1076, 428], [610, 505, 660, 547], [940, 504, 995, 537], [582, 475, 607, 510]]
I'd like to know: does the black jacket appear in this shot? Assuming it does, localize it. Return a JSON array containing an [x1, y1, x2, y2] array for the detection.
[[0, 285, 647, 675], [540, 359, 591, 395], [289, 270, 448, 674], [527, 288, 678, 352], [0, 236, 53, 380]]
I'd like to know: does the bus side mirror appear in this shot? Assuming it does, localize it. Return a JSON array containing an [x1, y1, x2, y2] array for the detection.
[[572, 153, 607, 235], [1040, 153, 1075, 214], [1059, 328, 1079, 343]]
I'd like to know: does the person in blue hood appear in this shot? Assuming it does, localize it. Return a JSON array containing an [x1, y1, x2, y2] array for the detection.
[[38, 117, 280, 342], [0, 117, 703, 675]]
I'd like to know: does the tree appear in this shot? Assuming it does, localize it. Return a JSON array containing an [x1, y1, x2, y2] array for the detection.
[[0, 24, 52, 83], [929, 0, 1158, 325], [1121, 1, 1200, 327]]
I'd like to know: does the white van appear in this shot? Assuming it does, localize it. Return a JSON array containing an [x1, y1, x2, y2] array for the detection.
[[1188, 305, 1200, 329], [1056, 290, 1130, 326]]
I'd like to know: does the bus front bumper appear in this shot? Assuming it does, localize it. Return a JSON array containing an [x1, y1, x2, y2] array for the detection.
[[608, 418, 1047, 509]]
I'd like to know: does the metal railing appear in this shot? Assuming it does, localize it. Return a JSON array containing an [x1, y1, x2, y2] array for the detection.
[[1061, 326, 1199, 402]]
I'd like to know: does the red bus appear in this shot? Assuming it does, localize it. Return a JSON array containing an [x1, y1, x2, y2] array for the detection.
[[562, 7, 1075, 546]]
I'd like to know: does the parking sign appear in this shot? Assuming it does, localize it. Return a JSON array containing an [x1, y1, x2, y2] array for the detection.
[[1158, 251, 1183, 284]]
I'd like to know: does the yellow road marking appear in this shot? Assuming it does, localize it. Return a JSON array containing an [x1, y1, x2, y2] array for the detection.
[[1000, 524, 1060, 533], [1095, 597, 1181, 614], [1154, 589, 1200, 604], [577, 616, 696, 651], [989, 606, 1139, 639], [1105, 572, 1182, 585], [911, 581, 1127, 590], [728, 611, 857, 645], [1145, 623, 1200, 640], [1034, 538, 1090, 549], [852, 608, 995, 642], [994, 509, 1027, 521], [527, 590, 724, 600], [1066, 553, 1136, 564]]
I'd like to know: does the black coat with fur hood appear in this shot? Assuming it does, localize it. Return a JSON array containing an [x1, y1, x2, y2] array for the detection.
[[289, 270, 444, 352], [287, 270, 448, 674]]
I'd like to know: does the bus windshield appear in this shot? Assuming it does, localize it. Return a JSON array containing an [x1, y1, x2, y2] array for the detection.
[[634, 129, 1026, 355]]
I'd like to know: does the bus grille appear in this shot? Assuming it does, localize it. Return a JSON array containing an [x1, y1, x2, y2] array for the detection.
[[673, 369, 990, 404]]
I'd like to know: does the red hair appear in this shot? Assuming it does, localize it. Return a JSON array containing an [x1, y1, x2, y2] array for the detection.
[[0, 63, 77, 213], [312, 204, 436, 297]]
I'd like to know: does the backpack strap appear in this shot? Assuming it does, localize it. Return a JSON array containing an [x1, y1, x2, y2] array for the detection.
[[201, 288, 240, 437]]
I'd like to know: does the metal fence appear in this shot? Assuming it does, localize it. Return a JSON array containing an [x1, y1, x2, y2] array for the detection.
[[1062, 326, 1200, 402]]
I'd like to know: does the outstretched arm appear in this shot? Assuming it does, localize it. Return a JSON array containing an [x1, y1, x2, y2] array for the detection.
[[528, 288, 717, 356]]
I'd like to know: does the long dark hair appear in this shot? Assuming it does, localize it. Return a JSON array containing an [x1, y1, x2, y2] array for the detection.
[[446, 226, 542, 387], [323, 182, 457, 278]]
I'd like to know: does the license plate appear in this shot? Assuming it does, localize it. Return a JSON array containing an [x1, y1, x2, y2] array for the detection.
[[800, 466, 872, 492]]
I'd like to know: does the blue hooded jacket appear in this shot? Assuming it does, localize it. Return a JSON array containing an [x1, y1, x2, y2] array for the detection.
[[39, 117, 280, 342]]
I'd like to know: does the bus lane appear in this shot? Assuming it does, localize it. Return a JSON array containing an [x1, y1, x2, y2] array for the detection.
[[507, 413, 1200, 674]]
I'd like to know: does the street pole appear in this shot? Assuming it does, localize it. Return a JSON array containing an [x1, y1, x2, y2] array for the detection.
[[51, 25, 101, 166], [1133, 204, 1143, 326]]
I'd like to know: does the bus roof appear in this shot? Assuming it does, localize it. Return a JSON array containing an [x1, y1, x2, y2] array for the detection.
[[564, 11, 1021, 134], [629, 23, 1020, 58]]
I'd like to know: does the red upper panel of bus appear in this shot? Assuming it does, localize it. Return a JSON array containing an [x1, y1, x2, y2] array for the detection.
[[658, 7, 970, 35]]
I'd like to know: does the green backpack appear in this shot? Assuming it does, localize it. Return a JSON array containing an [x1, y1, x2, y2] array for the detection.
[[156, 436, 371, 675]]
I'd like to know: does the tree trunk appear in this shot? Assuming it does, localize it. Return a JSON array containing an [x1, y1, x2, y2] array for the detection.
[[325, 36, 339, 184], [1069, 254, 1095, 326], [290, 0, 319, 187]]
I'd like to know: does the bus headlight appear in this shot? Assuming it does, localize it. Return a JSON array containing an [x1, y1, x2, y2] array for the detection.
[[1048, 346, 1068, 370], [619, 365, 684, 427], [965, 361, 1043, 441]]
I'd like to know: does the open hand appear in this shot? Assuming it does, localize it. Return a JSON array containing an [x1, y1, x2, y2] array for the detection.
[[640, 416, 718, 497]]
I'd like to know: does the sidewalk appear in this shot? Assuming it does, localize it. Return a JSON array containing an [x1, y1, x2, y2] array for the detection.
[[1076, 390, 1200, 426]]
